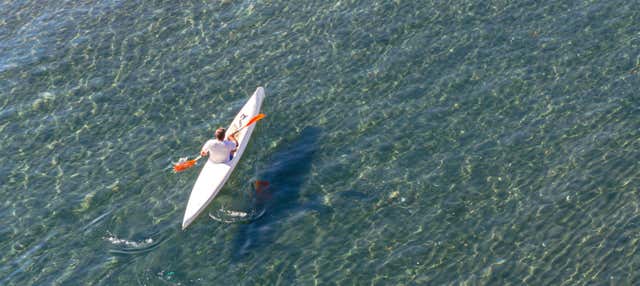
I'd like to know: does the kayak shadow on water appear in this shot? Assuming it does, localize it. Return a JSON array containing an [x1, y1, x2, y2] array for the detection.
[[230, 126, 322, 261]]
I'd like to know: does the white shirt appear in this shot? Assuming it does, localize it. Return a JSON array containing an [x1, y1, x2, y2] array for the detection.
[[202, 139, 236, 163]]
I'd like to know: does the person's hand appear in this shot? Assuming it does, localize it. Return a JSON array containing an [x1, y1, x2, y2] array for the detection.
[[200, 150, 208, 157], [228, 133, 238, 145]]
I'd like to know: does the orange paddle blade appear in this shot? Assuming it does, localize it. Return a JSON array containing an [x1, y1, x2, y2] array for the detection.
[[173, 159, 198, 172], [244, 113, 265, 128], [232, 114, 266, 136]]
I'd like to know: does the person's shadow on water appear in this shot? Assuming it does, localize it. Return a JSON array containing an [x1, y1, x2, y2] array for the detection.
[[231, 126, 323, 261]]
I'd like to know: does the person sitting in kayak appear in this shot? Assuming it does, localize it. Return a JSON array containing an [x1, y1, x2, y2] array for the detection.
[[200, 127, 238, 163]]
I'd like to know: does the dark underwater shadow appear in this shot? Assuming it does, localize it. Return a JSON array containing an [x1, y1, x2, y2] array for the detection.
[[231, 126, 321, 261]]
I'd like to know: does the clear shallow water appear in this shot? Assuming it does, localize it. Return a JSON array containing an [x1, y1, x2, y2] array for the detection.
[[1, 0, 639, 284]]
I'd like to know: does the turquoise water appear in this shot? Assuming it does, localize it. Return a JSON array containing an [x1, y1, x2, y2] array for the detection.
[[1, 0, 639, 284]]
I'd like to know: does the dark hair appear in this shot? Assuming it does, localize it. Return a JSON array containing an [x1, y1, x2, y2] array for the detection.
[[215, 128, 226, 140]]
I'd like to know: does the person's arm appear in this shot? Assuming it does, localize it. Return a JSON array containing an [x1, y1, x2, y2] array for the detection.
[[228, 134, 238, 154], [200, 141, 210, 157], [228, 133, 238, 147]]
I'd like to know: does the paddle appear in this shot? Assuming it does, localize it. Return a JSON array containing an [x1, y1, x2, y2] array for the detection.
[[231, 113, 265, 136], [173, 155, 201, 172], [173, 113, 266, 173]]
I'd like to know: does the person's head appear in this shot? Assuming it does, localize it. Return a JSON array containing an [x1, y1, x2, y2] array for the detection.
[[215, 128, 226, 141]]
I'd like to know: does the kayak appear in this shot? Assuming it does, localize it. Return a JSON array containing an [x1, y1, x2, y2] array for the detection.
[[182, 87, 265, 230]]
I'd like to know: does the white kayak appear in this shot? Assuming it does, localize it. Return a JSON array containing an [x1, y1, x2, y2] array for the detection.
[[182, 87, 265, 229]]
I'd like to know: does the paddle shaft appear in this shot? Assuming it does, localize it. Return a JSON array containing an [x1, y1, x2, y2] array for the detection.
[[230, 114, 265, 137], [230, 125, 247, 137]]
